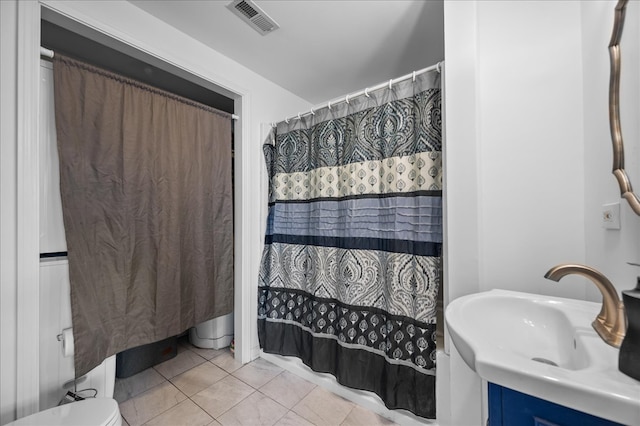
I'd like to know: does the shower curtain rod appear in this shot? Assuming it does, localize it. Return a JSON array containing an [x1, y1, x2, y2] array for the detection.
[[40, 46, 240, 120], [278, 60, 443, 125]]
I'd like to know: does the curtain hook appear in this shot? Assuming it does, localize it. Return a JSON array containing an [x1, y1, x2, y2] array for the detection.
[[345, 94, 350, 104], [297, 112, 301, 120], [310, 109, 315, 115], [285, 117, 289, 124], [412, 71, 416, 82], [327, 101, 332, 110], [436, 62, 441, 73], [364, 88, 370, 98], [388, 79, 393, 90]]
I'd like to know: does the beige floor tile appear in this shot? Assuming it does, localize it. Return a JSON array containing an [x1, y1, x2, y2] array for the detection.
[[191, 375, 255, 418], [273, 411, 314, 426], [114, 368, 167, 403], [259, 371, 316, 409], [340, 406, 397, 426], [119, 382, 187, 426], [292, 387, 354, 426], [210, 351, 243, 373], [232, 358, 283, 389], [171, 361, 228, 396], [186, 344, 228, 360], [154, 349, 206, 379], [216, 391, 288, 426], [144, 399, 213, 426]]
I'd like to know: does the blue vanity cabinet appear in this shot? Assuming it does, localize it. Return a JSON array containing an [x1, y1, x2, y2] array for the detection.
[[488, 383, 624, 426]]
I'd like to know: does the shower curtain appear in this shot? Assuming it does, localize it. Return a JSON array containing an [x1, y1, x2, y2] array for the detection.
[[258, 71, 441, 418], [53, 54, 234, 377]]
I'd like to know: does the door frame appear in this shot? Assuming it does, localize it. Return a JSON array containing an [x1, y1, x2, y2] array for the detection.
[[16, 1, 253, 416]]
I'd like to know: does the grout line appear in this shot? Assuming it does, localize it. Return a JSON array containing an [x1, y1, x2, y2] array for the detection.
[[119, 355, 392, 426], [138, 382, 189, 426], [187, 396, 216, 422], [255, 369, 284, 390], [255, 387, 293, 414], [209, 389, 257, 421], [119, 381, 185, 426]]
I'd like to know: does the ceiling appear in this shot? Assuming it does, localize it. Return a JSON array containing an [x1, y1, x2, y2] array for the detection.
[[128, 0, 444, 105]]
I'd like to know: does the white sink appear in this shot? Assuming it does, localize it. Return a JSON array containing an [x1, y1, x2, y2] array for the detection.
[[445, 289, 640, 425]]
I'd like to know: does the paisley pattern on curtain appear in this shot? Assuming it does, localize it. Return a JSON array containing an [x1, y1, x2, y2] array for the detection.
[[258, 71, 441, 418]]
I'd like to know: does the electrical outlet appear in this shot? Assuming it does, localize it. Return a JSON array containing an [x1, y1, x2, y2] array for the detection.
[[602, 202, 621, 229]]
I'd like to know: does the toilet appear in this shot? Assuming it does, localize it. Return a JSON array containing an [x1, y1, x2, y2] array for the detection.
[[7, 398, 121, 426], [190, 312, 234, 349], [8, 352, 121, 426]]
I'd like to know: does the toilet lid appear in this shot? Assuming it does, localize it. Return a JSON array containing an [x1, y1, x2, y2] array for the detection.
[[9, 398, 120, 426]]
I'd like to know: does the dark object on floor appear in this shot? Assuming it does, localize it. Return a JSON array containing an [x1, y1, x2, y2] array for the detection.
[[116, 336, 177, 378]]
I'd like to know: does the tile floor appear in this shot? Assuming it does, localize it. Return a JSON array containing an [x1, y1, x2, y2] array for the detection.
[[115, 337, 397, 426]]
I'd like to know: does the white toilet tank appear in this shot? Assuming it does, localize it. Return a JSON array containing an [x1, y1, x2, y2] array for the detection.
[[189, 312, 234, 349]]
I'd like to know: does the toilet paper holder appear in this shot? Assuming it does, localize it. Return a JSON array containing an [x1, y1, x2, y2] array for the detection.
[[56, 327, 74, 357]]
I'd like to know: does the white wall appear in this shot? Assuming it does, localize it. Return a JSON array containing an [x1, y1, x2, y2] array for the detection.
[[441, 0, 637, 424], [444, 0, 590, 308], [0, 0, 312, 422], [474, 0, 588, 299], [441, 1, 482, 423]]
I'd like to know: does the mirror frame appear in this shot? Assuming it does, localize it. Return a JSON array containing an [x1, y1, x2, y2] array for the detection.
[[609, 0, 640, 214]]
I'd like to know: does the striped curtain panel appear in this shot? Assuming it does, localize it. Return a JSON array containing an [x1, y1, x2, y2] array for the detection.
[[258, 71, 441, 418]]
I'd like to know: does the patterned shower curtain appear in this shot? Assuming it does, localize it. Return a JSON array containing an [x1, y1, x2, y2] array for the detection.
[[258, 71, 441, 418]]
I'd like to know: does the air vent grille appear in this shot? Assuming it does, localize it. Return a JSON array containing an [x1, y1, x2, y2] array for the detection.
[[227, 0, 280, 36], [236, 1, 258, 19], [252, 15, 276, 32]]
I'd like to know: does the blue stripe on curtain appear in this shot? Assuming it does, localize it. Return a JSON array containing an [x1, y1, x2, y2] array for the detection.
[[259, 70, 441, 419], [266, 195, 442, 243]]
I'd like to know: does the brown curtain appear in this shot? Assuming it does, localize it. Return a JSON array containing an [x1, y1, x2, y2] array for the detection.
[[53, 54, 233, 377]]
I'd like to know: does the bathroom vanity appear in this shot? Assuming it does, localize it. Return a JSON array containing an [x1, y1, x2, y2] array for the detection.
[[487, 383, 622, 426], [445, 290, 640, 426]]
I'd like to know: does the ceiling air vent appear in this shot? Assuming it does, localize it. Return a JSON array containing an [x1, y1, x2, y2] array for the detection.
[[227, 0, 280, 36]]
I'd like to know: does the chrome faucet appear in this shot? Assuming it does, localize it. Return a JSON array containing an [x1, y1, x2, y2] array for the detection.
[[544, 264, 626, 347]]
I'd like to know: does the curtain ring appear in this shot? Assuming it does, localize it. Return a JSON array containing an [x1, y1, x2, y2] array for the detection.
[[297, 112, 301, 120], [388, 79, 393, 90], [436, 62, 441, 73], [364, 88, 370, 98], [345, 94, 350, 104], [310, 109, 315, 115], [285, 117, 289, 124], [412, 71, 416, 82], [327, 101, 332, 110]]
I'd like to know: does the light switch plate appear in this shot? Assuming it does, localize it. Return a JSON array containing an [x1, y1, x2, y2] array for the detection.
[[602, 202, 621, 229]]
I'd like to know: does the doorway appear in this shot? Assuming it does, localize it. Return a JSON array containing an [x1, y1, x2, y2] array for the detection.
[[39, 2, 246, 379]]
